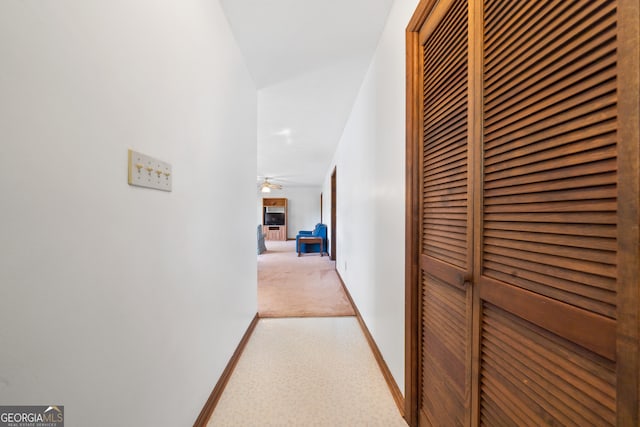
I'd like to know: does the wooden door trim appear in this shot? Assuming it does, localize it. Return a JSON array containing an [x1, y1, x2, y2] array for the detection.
[[616, 0, 639, 423], [404, 24, 421, 426], [417, 0, 455, 44], [330, 168, 337, 262], [468, 0, 483, 423], [405, 1, 456, 425]]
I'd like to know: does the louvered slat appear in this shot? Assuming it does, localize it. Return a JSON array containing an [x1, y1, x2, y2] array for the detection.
[[481, 304, 616, 425], [482, 0, 618, 317], [422, 0, 468, 270], [421, 272, 467, 425], [485, 2, 616, 95]]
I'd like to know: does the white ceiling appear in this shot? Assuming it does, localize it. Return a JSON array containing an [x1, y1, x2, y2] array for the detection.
[[219, 0, 396, 188]]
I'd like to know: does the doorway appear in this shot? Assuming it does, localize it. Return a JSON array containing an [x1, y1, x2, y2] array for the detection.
[[330, 167, 337, 262]]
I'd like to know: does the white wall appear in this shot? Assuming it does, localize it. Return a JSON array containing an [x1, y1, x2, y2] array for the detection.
[[322, 0, 420, 395], [0, 1, 257, 426], [258, 186, 322, 239]]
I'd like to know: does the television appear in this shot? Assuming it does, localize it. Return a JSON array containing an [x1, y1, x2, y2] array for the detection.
[[264, 212, 285, 226]]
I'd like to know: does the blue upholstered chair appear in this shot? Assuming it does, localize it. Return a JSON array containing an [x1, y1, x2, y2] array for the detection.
[[296, 223, 327, 256]]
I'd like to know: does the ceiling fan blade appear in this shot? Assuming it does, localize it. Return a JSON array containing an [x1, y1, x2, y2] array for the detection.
[[258, 179, 283, 192]]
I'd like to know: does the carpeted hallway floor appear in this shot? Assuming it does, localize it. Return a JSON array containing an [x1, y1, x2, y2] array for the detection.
[[207, 242, 406, 425], [207, 317, 407, 426], [258, 240, 355, 317]]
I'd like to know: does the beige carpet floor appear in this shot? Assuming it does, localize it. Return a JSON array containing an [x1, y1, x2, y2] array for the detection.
[[258, 240, 355, 317], [208, 317, 407, 426]]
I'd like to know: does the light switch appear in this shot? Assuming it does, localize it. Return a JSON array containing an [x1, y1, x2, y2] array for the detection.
[[128, 149, 172, 192]]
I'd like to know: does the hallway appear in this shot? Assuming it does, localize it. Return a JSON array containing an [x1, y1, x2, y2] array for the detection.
[[2, 1, 637, 425], [207, 317, 407, 426], [0, 2, 409, 425], [205, 239, 406, 425]]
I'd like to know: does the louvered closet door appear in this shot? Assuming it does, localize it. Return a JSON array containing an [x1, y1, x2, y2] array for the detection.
[[478, 0, 619, 425], [418, 0, 471, 425]]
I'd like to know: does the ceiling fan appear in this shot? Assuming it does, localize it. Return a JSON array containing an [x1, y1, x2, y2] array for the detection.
[[258, 177, 283, 193]]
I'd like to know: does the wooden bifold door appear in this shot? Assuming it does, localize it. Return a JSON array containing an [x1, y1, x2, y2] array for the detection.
[[405, 0, 639, 426]]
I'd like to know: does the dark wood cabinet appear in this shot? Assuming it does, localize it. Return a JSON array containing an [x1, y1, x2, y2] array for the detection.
[[262, 198, 287, 241]]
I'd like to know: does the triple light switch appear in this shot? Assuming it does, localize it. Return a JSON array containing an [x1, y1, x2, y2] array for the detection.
[[127, 149, 172, 192]]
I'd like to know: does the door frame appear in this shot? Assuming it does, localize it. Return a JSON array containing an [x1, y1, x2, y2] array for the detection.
[[331, 167, 337, 261], [616, 0, 640, 422], [404, 2, 435, 425]]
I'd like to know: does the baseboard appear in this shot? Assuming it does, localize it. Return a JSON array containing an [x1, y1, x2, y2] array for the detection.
[[335, 271, 405, 419], [193, 313, 260, 427]]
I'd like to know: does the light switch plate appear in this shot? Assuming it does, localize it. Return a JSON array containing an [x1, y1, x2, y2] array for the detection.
[[128, 149, 172, 192]]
